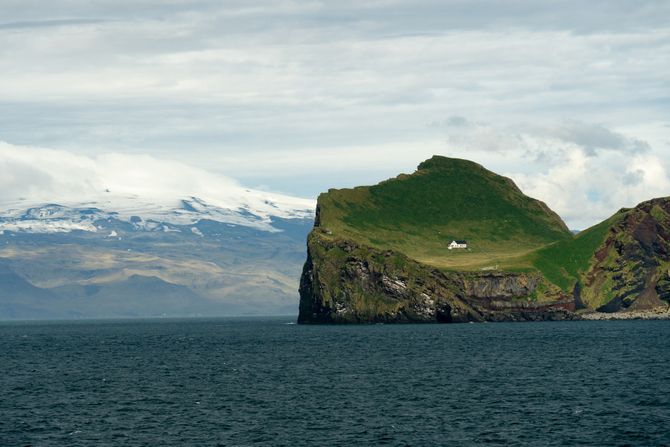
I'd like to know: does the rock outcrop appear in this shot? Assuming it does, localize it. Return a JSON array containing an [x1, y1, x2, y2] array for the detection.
[[578, 198, 670, 312]]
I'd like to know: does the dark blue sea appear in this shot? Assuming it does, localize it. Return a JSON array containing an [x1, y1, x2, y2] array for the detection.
[[1, 318, 669, 446]]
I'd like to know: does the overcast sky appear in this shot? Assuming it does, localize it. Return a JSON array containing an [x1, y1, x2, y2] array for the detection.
[[1, 0, 669, 229]]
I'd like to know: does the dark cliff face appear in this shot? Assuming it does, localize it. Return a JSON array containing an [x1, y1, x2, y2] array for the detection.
[[578, 198, 670, 312], [298, 231, 576, 324]]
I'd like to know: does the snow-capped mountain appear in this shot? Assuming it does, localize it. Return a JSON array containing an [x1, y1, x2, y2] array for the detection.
[[0, 189, 317, 319], [0, 190, 315, 235], [0, 143, 316, 235], [0, 145, 317, 319]]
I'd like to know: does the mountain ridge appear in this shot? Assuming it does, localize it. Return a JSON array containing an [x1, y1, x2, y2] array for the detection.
[[0, 188, 316, 319]]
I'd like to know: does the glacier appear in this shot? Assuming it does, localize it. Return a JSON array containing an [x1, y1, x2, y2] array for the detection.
[[0, 190, 315, 235]]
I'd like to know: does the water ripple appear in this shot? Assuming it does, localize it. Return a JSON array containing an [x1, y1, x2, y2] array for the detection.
[[1, 318, 669, 446]]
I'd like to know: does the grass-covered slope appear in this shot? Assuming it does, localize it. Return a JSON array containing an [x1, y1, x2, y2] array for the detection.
[[532, 213, 623, 291], [317, 156, 572, 270], [532, 198, 670, 311]]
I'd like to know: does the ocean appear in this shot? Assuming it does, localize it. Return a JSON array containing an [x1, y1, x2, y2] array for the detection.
[[1, 318, 669, 446]]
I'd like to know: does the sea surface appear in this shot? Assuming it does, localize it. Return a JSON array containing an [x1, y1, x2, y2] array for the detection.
[[1, 318, 669, 446]]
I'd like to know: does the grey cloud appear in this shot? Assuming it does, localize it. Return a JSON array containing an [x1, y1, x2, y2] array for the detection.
[[543, 121, 652, 155], [428, 116, 469, 128], [622, 169, 645, 186], [557, 122, 627, 149], [2, 0, 670, 36], [0, 18, 111, 30], [440, 119, 654, 158], [446, 116, 469, 127]]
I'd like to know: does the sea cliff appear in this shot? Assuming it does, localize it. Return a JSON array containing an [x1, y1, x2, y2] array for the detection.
[[298, 232, 575, 323]]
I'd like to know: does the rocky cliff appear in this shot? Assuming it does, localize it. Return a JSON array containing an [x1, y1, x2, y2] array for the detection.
[[298, 156, 580, 323], [577, 198, 670, 312], [298, 231, 575, 323]]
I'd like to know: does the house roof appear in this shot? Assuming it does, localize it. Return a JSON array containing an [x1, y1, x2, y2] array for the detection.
[[451, 240, 467, 244]]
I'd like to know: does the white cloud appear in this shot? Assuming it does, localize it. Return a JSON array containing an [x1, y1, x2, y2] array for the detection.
[[0, 141, 314, 219], [0, 142, 230, 202], [435, 120, 670, 229]]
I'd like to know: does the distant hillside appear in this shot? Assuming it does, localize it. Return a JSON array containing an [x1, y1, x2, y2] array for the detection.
[[0, 195, 315, 320]]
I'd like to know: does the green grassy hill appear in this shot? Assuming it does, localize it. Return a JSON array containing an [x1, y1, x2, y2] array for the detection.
[[317, 156, 572, 270], [532, 213, 622, 291]]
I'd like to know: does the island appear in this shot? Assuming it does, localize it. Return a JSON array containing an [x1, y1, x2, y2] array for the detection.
[[298, 156, 670, 323]]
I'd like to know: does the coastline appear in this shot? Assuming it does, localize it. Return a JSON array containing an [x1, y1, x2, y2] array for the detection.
[[579, 307, 670, 321]]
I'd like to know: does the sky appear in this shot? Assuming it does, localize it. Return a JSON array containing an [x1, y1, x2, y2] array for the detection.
[[1, 0, 669, 229]]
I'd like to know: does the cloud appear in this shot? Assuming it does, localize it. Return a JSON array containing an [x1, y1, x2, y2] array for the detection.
[[446, 116, 469, 127], [0, 18, 111, 30], [622, 169, 644, 186], [511, 150, 670, 230], [0, 141, 225, 202], [0, 1, 667, 229], [531, 121, 651, 155], [429, 115, 469, 128], [433, 119, 670, 229], [0, 141, 312, 213]]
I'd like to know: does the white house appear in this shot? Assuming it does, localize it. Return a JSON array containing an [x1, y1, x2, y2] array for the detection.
[[448, 240, 468, 250]]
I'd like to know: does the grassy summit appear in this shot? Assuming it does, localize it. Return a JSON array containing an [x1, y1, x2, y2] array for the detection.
[[317, 156, 572, 270]]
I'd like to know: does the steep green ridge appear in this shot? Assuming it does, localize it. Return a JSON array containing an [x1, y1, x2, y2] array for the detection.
[[575, 198, 670, 310], [317, 156, 571, 270], [532, 198, 670, 312], [533, 213, 623, 291]]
